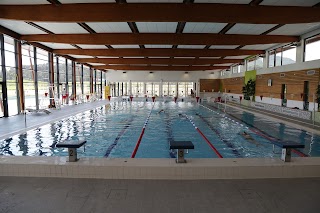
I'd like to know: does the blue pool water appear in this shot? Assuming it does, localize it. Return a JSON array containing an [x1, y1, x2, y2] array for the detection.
[[0, 101, 319, 158]]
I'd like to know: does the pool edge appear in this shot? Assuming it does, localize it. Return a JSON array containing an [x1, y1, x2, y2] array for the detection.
[[1, 156, 320, 179]]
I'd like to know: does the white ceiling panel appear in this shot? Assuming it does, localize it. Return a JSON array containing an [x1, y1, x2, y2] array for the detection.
[[178, 45, 206, 49], [77, 45, 108, 49], [225, 55, 249, 59], [33, 22, 88, 34], [227, 24, 277, 35], [268, 23, 320, 36], [145, 45, 172, 48], [209, 45, 239, 49], [123, 57, 145, 58], [97, 56, 119, 58], [87, 22, 131, 33], [174, 57, 195, 59], [68, 55, 94, 58], [136, 22, 177, 33], [0, 19, 46, 34], [195, 0, 251, 3], [261, 0, 319, 6], [199, 57, 221, 59], [127, 0, 183, 2], [148, 57, 171, 58], [59, 0, 114, 3], [242, 44, 277, 50], [0, 0, 50, 4], [183, 23, 227, 33], [39, 42, 77, 49], [111, 45, 140, 48], [214, 63, 233, 66], [88, 63, 106, 66]]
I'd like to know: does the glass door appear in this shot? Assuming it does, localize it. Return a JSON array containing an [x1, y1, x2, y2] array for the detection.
[[0, 83, 4, 117], [0, 82, 8, 117]]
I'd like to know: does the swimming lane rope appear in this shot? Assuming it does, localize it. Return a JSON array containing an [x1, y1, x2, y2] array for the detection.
[[183, 114, 223, 158], [131, 103, 155, 158]]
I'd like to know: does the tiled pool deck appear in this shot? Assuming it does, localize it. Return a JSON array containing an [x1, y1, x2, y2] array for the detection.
[[1, 99, 320, 212]]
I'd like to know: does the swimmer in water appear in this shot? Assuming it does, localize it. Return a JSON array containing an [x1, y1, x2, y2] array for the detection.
[[240, 131, 261, 146], [158, 109, 165, 114]]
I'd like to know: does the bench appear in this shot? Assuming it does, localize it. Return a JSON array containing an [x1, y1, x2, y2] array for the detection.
[[56, 140, 87, 162], [169, 141, 194, 163], [272, 141, 305, 162]]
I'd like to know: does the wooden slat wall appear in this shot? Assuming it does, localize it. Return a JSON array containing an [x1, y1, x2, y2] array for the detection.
[[220, 77, 244, 94], [199, 79, 220, 92], [256, 69, 320, 101]]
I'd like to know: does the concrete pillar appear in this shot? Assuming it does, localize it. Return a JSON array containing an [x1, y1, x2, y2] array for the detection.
[[296, 39, 304, 63], [176, 82, 178, 97], [143, 82, 146, 96], [129, 80, 132, 96]]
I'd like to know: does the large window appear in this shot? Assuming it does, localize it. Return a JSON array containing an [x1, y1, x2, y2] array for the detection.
[[132, 82, 144, 97], [268, 45, 296, 67], [305, 34, 320, 61], [67, 59, 72, 96], [75, 64, 82, 95], [22, 45, 36, 108], [246, 56, 263, 71], [4, 36, 18, 116], [37, 48, 49, 108], [83, 66, 90, 94]]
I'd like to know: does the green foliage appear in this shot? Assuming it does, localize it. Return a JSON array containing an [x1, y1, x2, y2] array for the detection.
[[242, 79, 256, 101]]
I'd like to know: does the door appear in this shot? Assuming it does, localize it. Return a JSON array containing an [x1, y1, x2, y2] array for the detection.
[[0, 82, 8, 117], [303, 81, 309, 110], [281, 84, 287, 107]]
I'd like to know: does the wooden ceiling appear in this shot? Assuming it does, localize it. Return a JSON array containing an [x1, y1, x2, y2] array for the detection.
[[0, 0, 319, 72]]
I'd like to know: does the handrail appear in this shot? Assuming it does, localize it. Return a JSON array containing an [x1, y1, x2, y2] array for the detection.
[[131, 103, 155, 158], [183, 114, 223, 158]]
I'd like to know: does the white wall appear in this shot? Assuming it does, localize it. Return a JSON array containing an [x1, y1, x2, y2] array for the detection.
[[105, 70, 220, 82]]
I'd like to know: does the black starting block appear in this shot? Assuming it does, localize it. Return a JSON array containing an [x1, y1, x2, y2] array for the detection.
[[273, 141, 305, 162], [56, 140, 87, 162], [169, 141, 194, 163]]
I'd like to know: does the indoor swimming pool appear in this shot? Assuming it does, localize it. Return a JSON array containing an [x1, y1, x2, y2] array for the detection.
[[0, 100, 319, 158]]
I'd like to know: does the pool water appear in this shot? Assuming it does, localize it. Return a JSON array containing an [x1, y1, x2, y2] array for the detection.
[[0, 101, 319, 158]]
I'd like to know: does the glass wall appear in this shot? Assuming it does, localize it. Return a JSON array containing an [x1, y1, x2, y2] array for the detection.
[[37, 48, 49, 108], [162, 82, 177, 97], [305, 34, 320, 61], [4, 36, 18, 116], [83, 66, 90, 95], [58, 57, 67, 101], [75, 63, 82, 95], [67, 60, 72, 96], [146, 82, 159, 97], [268, 45, 296, 67], [178, 82, 193, 97], [132, 82, 144, 97], [246, 56, 263, 71], [22, 45, 36, 108]]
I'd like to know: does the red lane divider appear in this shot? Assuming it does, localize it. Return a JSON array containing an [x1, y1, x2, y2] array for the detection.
[[131, 103, 155, 158], [131, 128, 145, 158], [184, 114, 223, 158], [196, 128, 223, 158]]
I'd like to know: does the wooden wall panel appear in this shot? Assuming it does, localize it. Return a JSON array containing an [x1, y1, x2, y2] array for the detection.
[[256, 69, 320, 101], [200, 79, 220, 92], [220, 77, 244, 94]]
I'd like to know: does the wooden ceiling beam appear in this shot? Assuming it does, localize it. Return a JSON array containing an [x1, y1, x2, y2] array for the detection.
[[54, 48, 264, 57], [21, 33, 298, 45], [77, 58, 242, 65], [92, 65, 229, 71], [1, 3, 320, 24]]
